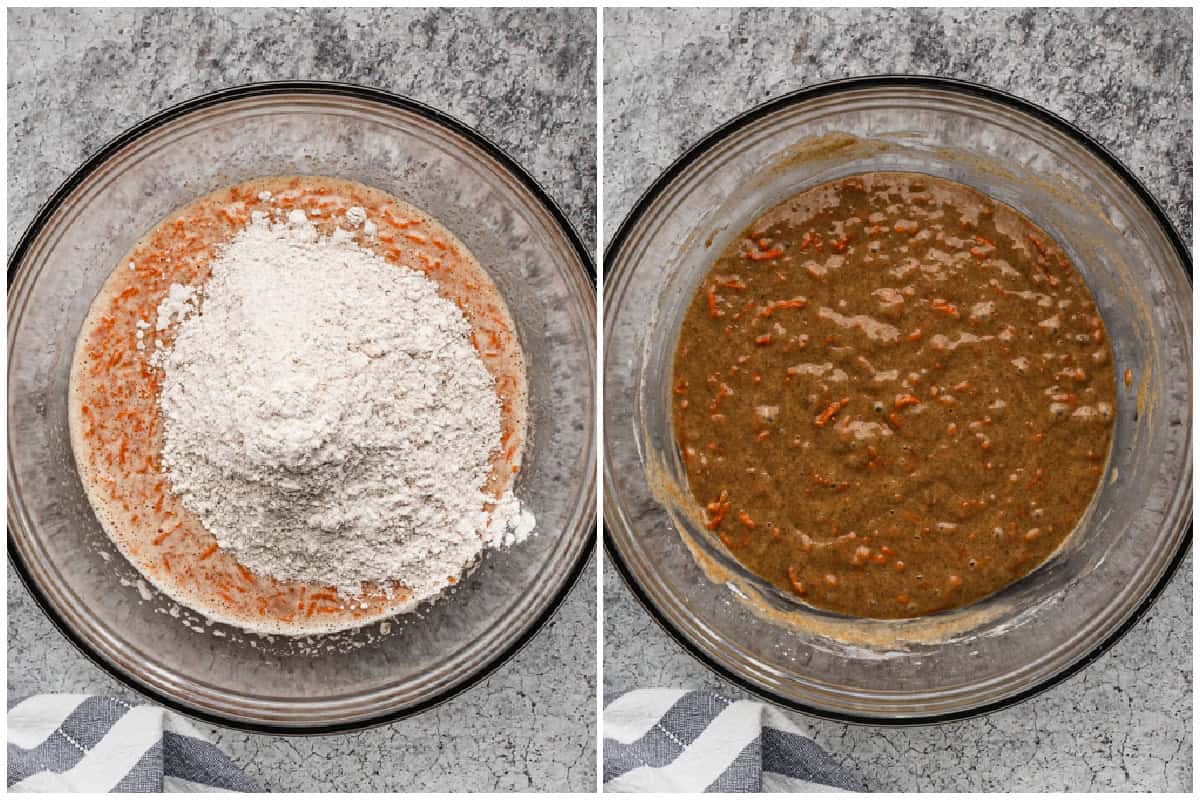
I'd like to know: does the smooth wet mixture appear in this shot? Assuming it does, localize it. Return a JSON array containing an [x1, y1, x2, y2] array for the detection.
[[672, 172, 1115, 618], [69, 176, 527, 634]]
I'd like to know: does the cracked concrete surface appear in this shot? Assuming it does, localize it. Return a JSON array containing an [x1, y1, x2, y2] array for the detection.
[[8, 8, 596, 792], [603, 8, 1191, 793]]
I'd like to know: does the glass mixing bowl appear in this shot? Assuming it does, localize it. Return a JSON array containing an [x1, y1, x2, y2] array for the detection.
[[9, 82, 596, 732], [604, 77, 1191, 722]]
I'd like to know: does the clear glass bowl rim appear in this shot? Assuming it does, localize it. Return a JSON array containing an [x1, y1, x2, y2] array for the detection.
[[8, 80, 597, 734], [603, 74, 1192, 726]]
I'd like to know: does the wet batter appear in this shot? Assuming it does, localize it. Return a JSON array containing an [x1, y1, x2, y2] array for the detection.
[[672, 172, 1115, 618]]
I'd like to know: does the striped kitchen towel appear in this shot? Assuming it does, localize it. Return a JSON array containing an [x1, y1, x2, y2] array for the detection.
[[7, 695, 262, 792], [604, 689, 866, 793]]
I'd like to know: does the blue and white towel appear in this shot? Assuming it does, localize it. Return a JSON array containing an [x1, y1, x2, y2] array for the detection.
[[604, 689, 866, 793], [7, 695, 261, 793]]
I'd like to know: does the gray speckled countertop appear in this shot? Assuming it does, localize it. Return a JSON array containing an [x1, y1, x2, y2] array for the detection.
[[8, 8, 595, 792], [604, 8, 1191, 793]]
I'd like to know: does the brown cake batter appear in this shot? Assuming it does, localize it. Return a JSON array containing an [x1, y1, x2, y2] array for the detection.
[[672, 172, 1115, 618]]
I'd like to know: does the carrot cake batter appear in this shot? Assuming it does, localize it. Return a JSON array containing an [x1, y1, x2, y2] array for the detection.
[[672, 172, 1115, 618]]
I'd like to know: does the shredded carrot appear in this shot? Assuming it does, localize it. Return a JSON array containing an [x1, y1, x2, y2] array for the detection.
[[787, 566, 807, 595], [382, 209, 411, 227], [738, 511, 756, 529], [755, 334, 772, 346], [706, 287, 723, 318], [152, 524, 178, 546], [894, 394, 921, 410], [759, 298, 808, 317], [705, 490, 732, 530], [708, 382, 733, 412], [198, 543, 219, 561], [930, 299, 959, 318], [747, 247, 784, 261], [706, 503, 731, 530], [815, 397, 850, 427]]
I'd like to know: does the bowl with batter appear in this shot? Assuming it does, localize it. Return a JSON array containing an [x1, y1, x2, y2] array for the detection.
[[10, 83, 595, 731], [604, 77, 1190, 721]]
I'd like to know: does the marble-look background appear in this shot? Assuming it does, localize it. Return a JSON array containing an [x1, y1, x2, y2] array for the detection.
[[604, 7, 1191, 793], [8, 8, 596, 792]]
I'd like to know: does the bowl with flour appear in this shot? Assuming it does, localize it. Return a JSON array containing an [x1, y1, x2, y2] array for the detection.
[[9, 83, 595, 731]]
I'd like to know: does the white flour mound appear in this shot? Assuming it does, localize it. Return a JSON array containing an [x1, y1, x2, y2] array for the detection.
[[156, 209, 532, 601]]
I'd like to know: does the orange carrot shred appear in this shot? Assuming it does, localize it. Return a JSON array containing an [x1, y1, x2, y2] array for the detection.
[[152, 525, 177, 546], [787, 566, 807, 595], [759, 298, 808, 317], [706, 287, 723, 318], [930, 299, 959, 318], [747, 247, 784, 261], [815, 398, 850, 427]]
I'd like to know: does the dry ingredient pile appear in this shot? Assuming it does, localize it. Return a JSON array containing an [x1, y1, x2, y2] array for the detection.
[[155, 209, 535, 602], [70, 177, 537, 636]]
